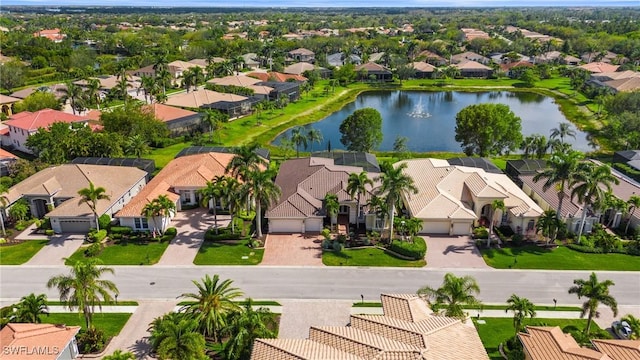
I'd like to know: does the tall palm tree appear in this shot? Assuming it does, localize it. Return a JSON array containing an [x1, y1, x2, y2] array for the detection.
[[417, 273, 482, 320], [125, 134, 150, 158], [140, 75, 157, 104], [63, 81, 86, 115], [198, 176, 227, 235], [602, 192, 627, 228], [144, 195, 176, 235], [347, 171, 373, 230], [247, 169, 281, 238], [222, 299, 277, 360], [376, 162, 418, 241], [533, 150, 583, 220], [77, 181, 110, 232], [569, 272, 618, 334], [225, 143, 267, 182], [225, 177, 244, 234], [505, 294, 536, 334], [181, 68, 194, 93], [190, 66, 204, 90], [290, 127, 308, 158], [202, 111, 223, 143], [306, 128, 323, 153], [324, 193, 340, 232], [156, 68, 172, 95], [367, 194, 388, 229], [570, 163, 618, 242], [47, 258, 119, 328], [12, 293, 49, 323], [488, 199, 505, 247], [622, 314, 640, 340], [149, 314, 207, 360], [179, 274, 243, 342], [550, 122, 577, 144], [625, 195, 640, 234], [142, 200, 162, 236], [114, 69, 132, 103], [536, 209, 562, 244], [85, 78, 102, 110]]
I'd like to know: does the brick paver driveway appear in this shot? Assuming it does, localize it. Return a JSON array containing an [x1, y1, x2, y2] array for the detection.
[[261, 234, 324, 266], [425, 235, 489, 268]]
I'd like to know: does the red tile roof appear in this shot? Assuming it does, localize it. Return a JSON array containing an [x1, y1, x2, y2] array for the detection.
[[5, 109, 89, 131], [142, 103, 199, 123], [0, 323, 80, 360], [247, 72, 307, 82], [0, 148, 17, 160]]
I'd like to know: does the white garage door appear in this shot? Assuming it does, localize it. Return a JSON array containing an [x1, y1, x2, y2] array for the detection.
[[59, 219, 91, 233], [421, 221, 450, 234], [304, 218, 323, 232], [451, 222, 471, 235], [269, 219, 303, 233]]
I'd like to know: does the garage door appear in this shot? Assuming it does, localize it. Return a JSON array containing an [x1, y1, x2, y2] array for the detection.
[[421, 221, 450, 234], [304, 218, 323, 232], [59, 219, 91, 233], [451, 222, 471, 235], [269, 219, 303, 233]]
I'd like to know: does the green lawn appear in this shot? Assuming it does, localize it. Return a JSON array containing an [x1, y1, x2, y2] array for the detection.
[[65, 239, 170, 265], [0, 240, 48, 265], [322, 248, 426, 267], [473, 317, 604, 360], [352, 302, 581, 311], [46, 300, 138, 306], [42, 313, 131, 339], [145, 142, 189, 170], [193, 240, 264, 265]]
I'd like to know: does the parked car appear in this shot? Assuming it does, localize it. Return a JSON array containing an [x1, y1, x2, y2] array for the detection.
[[612, 320, 633, 339]]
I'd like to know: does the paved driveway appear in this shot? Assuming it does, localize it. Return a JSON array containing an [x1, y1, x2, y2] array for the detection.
[[278, 300, 352, 338], [156, 209, 230, 266], [425, 235, 489, 269], [24, 235, 85, 266], [261, 234, 324, 266]]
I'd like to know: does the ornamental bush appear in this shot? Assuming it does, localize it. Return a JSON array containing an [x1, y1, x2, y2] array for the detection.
[[389, 237, 427, 259]]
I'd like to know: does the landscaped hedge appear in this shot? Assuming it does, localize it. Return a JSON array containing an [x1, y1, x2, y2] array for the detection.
[[164, 227, 177, 236], [88, 229, 107, 243], [566, 243, 640, 256], [204, 228, 243, 241], [389, 237, 427, 260], [110, 226, 133, 235], [613, 163, 640, 183]]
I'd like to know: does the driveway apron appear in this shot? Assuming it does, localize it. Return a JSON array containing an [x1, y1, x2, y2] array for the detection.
[[24, 235, 85, 266], [425, 235, 489, 268], [261, 234, 324, 266]]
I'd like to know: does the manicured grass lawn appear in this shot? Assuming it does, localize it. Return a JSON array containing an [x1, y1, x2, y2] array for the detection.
[[322, 248, 426, 267], [41, 313, 132, 339], [481, 245, 640, 271], [146, 142, 188, 170], [47, 300, 139, 306], [352, 302, 581, 311], [65, 239, 170, 266], [193, 240, 264, 265], [0, 240, 48, 265], [474, 317, 603, 360]]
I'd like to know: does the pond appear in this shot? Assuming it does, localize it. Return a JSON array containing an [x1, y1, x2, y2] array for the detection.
[[273, 90, 592, 153]]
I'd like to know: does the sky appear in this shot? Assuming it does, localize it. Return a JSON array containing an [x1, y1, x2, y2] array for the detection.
[[2, 0, 639, 6]]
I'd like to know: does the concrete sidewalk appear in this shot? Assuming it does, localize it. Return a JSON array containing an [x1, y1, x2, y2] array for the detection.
[[47, 305, 138, 313]]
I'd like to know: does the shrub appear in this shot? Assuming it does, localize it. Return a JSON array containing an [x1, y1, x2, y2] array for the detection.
[[389, 237, 427, 259], [204, 228, 243, 241], [89, 229, 107, 243], [45, 229, 54, 236], [337, 234, 347, 243], [332, 241, 343, 252], [77, 327, 106, 353], [39, 218, 52, 230], [321, 239, 332, 249], [164, 227, 177, 236], [320, 228, 331, 241], [473, 226, 489, 239], [110, 226, 133, 235], [111, 233, 122, 240], [98, 214, 111, 231], [511, 233, 524, 247], [85, 243, 102, 257], [237, 211, 256, 221]]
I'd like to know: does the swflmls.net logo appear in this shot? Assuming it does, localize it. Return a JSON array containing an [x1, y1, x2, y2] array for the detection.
[[3, 346, 61, 356]]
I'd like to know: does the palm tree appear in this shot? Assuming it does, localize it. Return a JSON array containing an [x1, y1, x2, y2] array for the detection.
[[85, 78, 102, 110], [149, 313, 207, 360], [248, 169, 281, 238], [306, 128, 323, 153], [550, 122, 577, 144], [202, 111, 223, 143], [347, 171, 373, 230], [290, 127, 308, 158], [324, 193, 340, 232], [568, 272, 618, 334], [621, 314, 640, 340], [488, 199, 505, 247], [181, 68, 194, 93], [190, 66, 204, 90], [198, 176, 227, 235], [77, 181, 111, 232], [142, 200, 162, 237], [225, 177, 244, 234], [222, 299, 277, 360], [505, 294, 536, 334], [376, 162, 418, 241], [533, 151, 583, 220], [12, 293, 49, 323], [367, 194, 388, 229], [114, 69, 132, 103], [125, 134, 150, 158], [102, 350, 136, 360], [417, 273, 482, 320], [625, 195, 640, 234], [179, 274, 243, 342], [63, 81, 86, 115], [156, 68, 172, 95], [144, 195, 176, 235], [225, 143, 267, 182], [47, 258, 119, 328], [140, 75, 157, 103], [570, 163, 619, 243], [536, 209, 562, 244]]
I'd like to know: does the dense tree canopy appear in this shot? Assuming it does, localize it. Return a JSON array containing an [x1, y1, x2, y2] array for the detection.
[[339, 108, 383, 152], [13, 91, 62, 113], [455, 103, 523, 156], [100, 102, 169, 145]]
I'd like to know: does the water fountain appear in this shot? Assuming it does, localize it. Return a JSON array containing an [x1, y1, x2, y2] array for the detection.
[[407, 97, 432, 118]]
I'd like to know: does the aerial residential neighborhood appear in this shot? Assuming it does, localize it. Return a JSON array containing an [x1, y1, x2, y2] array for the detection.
[[0, 4, 639, 360]]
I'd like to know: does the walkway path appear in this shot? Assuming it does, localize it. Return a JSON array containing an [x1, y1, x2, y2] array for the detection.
[[156, 209, 229, 266]]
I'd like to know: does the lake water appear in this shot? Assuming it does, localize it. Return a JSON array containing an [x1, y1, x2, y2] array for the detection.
[[273, 90, 592, 153]]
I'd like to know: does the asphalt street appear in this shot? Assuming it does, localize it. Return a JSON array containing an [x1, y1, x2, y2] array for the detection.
[[1, 266, 639, 307]]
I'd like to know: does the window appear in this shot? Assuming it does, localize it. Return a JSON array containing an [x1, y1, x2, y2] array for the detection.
[[134, 217, 149, 230], [527, 220, 535, 231]]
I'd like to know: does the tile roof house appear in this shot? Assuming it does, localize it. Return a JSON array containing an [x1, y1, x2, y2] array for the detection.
[[73, 74, 141, 92], [399, 158, 542, 236], [266, 157, 380, 233], [116, 152, 250, 232], [165, 89, 253, 118], [354, 62, 393, 82], [251, 293, 489, 360], [142, 103, 203, 136], [581, 51, 627, 64], [6, 164, 147, 233], [417, 50, 448, 66], [580, 62, 620, 74], [3, 109, 90, 154], [0, 147, 18, 176], [451, 51, 490, 65], [288, 48, 315, 63], [0, 94, 20, 116], [520, 326, 640, 360], [33, 28, 66, 42], [454, 60, 493, 78], [410, 61, 436, 78], [247, 71, 307, 83], [461, 28, 491, 41], [283, 62, 331, 78], [0, 323, 81, 360]]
